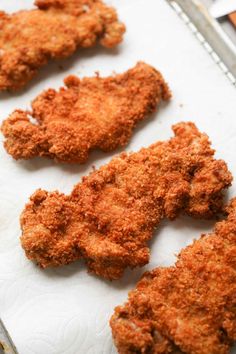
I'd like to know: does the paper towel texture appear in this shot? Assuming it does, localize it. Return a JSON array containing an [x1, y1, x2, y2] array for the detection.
[[0, 0, 236, 353]]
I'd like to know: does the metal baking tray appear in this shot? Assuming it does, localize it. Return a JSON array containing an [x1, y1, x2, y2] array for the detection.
[[167, 0, 236, 85]]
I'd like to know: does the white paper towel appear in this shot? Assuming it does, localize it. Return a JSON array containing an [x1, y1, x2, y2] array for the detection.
[[0, 0, 236, 353]]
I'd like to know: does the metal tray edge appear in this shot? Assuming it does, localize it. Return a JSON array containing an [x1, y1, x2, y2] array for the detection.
[[167, 0, 236, 83]]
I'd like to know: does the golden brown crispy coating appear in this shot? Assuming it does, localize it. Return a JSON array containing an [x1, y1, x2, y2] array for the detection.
[[0, 0, 125, 91], [20, 122, 232, 280], [1, 62, 170, 163], [110, 199, 236, 354]]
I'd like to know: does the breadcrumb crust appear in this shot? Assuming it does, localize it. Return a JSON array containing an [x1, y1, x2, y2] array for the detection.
[[1, 62, 171, 163], [0, 0, 125, 91], [20, 122, 232, 280], [111, 199, 236, 354]]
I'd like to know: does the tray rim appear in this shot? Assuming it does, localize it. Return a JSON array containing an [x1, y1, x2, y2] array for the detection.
[[167, 0, 236, 85]]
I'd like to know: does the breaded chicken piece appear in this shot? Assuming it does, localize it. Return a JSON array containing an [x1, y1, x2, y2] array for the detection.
[[21, 123, 232, 279], [20, 122, 232, 280], [110, 199, 236, 354], [1, 62, 171, 163], [0, 0, 125, 91]]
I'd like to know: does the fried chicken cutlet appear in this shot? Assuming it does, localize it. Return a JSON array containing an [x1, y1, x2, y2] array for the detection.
[[110, 198, 236, 354], [0, 0, 125, 91], [1, 62, 171, 163], [20, 122, 232, 280]]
